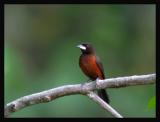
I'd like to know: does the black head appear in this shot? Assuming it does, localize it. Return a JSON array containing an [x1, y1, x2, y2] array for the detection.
[[77, 43, 95, 54]]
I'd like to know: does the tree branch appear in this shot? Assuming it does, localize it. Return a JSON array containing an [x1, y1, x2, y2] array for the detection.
[[87, 91, 123, 118], [5, 74, 155, 117]]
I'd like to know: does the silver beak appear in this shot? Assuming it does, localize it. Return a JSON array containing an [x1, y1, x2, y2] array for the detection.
[[77, 44, 86, 50]]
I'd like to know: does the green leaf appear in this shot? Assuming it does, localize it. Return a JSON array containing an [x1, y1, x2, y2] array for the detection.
[[148, 96, 156, 110]]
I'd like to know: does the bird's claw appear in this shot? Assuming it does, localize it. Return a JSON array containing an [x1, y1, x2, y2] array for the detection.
[[96, 78, 101, 89]]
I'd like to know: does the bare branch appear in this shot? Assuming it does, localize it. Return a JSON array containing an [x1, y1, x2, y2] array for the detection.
[[87, 91, 123, 118], [5, 74, 155, 117], [96, 74, 156, 89]]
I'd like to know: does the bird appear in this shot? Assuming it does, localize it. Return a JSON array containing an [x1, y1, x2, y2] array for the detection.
[[77, 43, 109, 103]]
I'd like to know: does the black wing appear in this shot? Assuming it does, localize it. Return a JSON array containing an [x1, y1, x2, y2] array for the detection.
[[95, 55, 105, 79]]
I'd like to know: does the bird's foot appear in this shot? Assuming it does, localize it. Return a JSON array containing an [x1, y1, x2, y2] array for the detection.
[[96, 78, 101, 89]]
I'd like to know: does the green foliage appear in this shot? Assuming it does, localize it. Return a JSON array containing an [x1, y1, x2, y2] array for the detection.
[[148, 96, 156, 110]]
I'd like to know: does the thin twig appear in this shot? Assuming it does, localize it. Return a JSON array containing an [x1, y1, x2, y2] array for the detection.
[[5, 74, 155, 117], [87, 91, 123, 118]]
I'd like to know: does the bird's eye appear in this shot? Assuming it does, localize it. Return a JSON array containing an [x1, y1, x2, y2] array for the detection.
[[85, 44, 89, 48]]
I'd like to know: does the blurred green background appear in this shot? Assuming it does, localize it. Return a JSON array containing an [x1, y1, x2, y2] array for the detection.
[[4, 4, 155, 117]]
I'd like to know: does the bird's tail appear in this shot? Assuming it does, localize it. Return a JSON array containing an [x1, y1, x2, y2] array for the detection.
[[97, 89, 110, 104]]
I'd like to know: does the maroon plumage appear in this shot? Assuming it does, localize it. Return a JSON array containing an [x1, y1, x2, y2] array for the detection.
[[77, 43, 109, 103]]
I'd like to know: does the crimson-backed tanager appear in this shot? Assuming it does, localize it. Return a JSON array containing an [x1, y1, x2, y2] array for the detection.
[[77, 43, 109, 103]]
